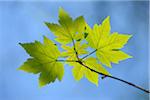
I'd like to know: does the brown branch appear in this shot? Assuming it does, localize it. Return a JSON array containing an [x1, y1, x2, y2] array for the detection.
[[57, 59, 149, 93], [76, 60, 150, 93], [72, 38, 80, 61]]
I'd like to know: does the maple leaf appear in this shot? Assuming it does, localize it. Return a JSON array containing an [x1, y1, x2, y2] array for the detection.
[[69, 57, 110, 86], [45, 7, 86, 44], [86, 16, 132, 67], [18, 36, 64, 87]]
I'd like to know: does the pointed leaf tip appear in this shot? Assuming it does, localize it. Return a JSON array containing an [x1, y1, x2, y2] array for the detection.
[[19, 42, 23, 45], [43, 35, 47, 40], [128, 34, 133, 38], [44, 22, 49, 26], [107, 16, 110, 19], [128, 55, 133, 58], [59, 7, 65, 13], [59, 7, 68, 16]]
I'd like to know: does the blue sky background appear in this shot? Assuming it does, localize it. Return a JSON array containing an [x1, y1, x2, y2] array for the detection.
[[0, 1, 149, 100]]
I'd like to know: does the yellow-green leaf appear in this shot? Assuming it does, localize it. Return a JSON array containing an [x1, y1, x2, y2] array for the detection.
[[18, 36, 64, 87], [86, 16, 132, 67], [69, 57, 109, 86], [45, 8, 86, 44]]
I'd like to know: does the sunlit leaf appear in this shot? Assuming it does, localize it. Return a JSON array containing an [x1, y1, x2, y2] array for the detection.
[[18, 36, 64, 87], [86, 16, 132, 67], [69, 57, 110, 86], [45, 8, 86, 44]]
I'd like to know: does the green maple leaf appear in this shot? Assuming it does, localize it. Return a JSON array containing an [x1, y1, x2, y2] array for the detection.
[[69, 57, 110, 86], [45, 7, 86, 44], [18, 36, 64, 87], [86, 16, 132, 67]]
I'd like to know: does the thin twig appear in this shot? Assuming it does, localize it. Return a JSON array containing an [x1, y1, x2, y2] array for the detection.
[[81, 49, 97, 60], [72, 38, 80, 60], [56, 59, 77, 62], [77, 60, 150, 93]]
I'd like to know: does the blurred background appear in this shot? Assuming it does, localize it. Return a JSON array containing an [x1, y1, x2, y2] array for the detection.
[[0, 1, 149, 100]]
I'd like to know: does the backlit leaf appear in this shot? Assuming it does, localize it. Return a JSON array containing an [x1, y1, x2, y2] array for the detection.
[[18, 36, 64, 87], [86, 16, 132, 67], [69, 57, 110, 86], [45, 8, 86, 44]]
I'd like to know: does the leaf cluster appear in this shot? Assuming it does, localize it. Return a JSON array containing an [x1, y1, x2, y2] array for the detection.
[[18, 8, 132, 87]]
